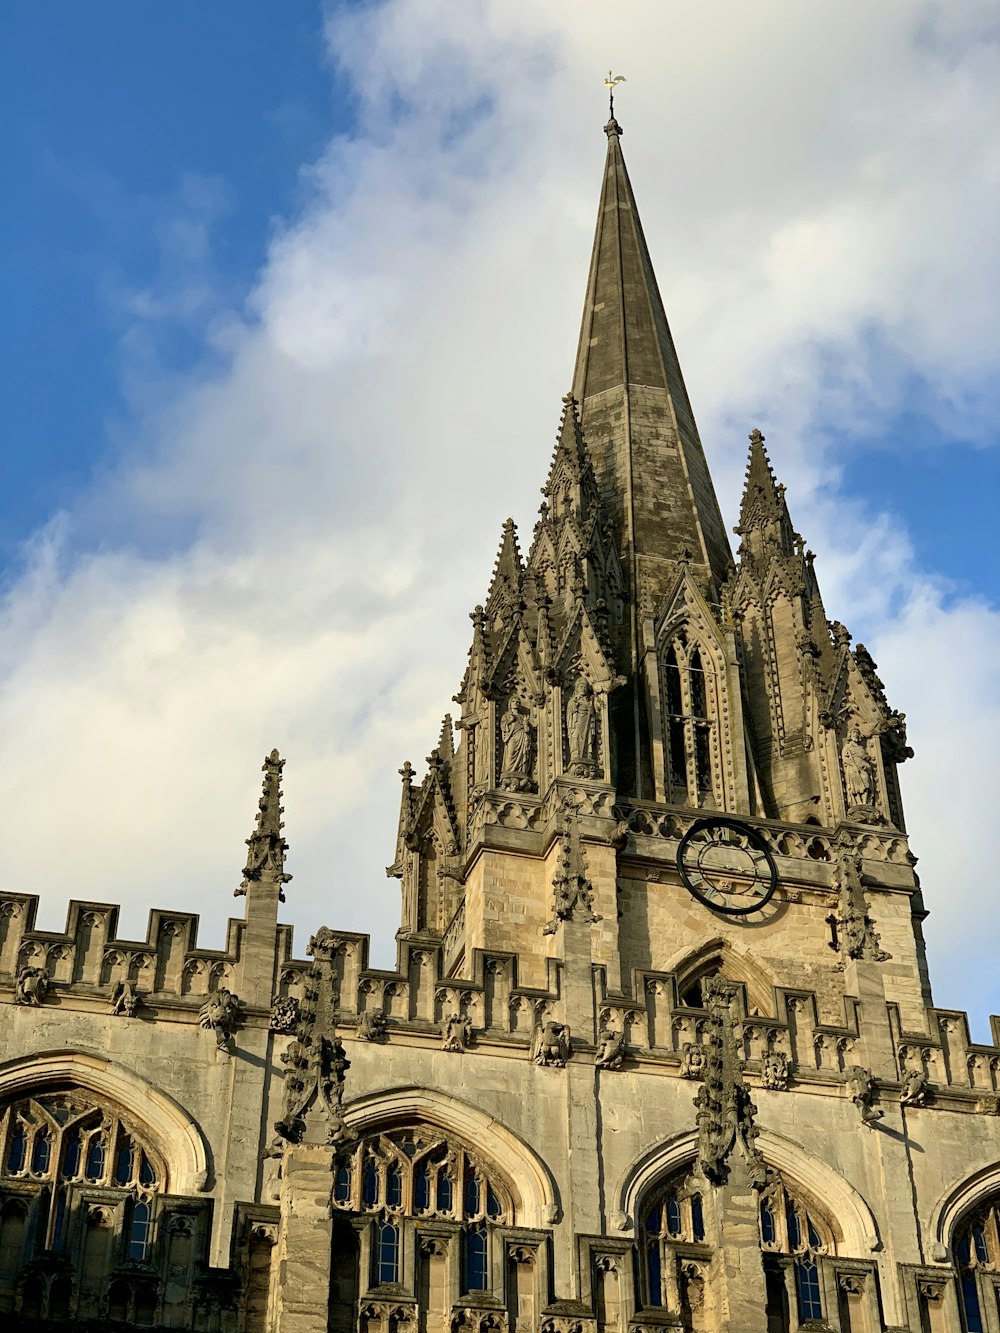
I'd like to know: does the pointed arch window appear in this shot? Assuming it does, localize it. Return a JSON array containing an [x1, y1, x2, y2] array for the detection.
[[953, 1201, 1000, 1332], [661, 632, 718, 805]]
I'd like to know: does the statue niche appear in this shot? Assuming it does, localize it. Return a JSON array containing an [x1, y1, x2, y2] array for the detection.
[[498, 692, 536, 792]]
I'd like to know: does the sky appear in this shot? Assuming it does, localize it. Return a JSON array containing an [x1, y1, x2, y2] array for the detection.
[[1, 1, 998, 1033]]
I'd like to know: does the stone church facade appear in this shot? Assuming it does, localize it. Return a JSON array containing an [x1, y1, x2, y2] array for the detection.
[[1, 115, 998, 1333]]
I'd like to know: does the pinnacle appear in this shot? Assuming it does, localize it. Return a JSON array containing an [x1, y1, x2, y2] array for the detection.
[[485, 517, 524, 609], [237, 748, 291, 898]]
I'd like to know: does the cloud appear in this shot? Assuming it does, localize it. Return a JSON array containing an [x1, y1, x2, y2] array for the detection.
[[1, 0, 997, 1030]]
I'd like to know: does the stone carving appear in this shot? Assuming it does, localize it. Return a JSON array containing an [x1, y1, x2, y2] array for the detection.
[[693, 978, 767, 1188], [838, 1273, 866, 1296], [532, 1014, 571, 1067], [441, 1013, 472, 1052], [565, 674, 598, 777], [275, 1033, 352, 1146], [841, 725, 878, 817], [829, 852, 890, 966], [544, 803, 600, 933], [499, 695, 535, 792], [681, 1042, 706, 1080], [236, 749, 292, 902], [199, 989, 244, 1050], [899, 1067, 928, 1107], [594, 1025, 625, 1070], [356, 1010, 388, 1042], [846, 1066, 884, 1126], [14, 965, 48, 1007], [109, 979, 142, 1017], [269, 995, 301, 1035], [760, 1050, 789, 1091]]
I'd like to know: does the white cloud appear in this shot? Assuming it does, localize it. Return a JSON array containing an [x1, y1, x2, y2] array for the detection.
[[1, 0, 998, 1029]]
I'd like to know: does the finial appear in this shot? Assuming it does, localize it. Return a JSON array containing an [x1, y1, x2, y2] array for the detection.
[[748, 427, 765, 446], [603, 70, 626, 136], [236, 748, 291, 900]]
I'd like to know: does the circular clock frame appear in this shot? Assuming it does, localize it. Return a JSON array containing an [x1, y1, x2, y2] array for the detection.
[[675, 816, 778, 916]]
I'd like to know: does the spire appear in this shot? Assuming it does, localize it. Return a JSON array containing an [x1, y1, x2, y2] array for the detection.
[[237, 748, 291, 901], [737, 428, 785, 535], [571, 123, 731, 596], [485, 517, 524, 616]]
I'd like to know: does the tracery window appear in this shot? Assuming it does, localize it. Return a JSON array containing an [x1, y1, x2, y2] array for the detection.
[[0, 1093, 162, 1264], [954, 1202, 1000, 1332], [758, 1181, 833, 1325], [332, 1129, 509, 1296], [662, 634, 717, 805]]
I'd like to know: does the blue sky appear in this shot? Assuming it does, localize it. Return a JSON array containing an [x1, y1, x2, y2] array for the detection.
[[0, 2, 998, 1030]]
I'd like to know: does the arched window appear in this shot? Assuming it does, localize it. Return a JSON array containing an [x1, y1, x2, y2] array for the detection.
[[954, 1202, 1000, 1331], [641, 1172, 709, 1307], [332, 1129, 511, 1299], [661, 632, 719, 806], [0, 1093, 162, 1263]]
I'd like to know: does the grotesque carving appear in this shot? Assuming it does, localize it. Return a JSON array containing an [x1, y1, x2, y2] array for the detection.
[[829, 852, 891, 966], [544, 803, 600, 933], [199, 989, 244, 1050], [760, 1050, 789, 1091], [532, 1014, 571, 1067], [846, 1066, 883, 1126], [14, 965, 48, 1007], [595, 1025, 625, 1070], [499, 695, 535, 791], [109, 979, 142, 1017], [270, 995, 301, 1035], [899, 1067, 928, 1107], [681, 1042, 706, 1080], [441, 1013, 472, 1053], [565, 674, 598, 777], [693, 978, 768, 1188], [356, 1010, 389, 1042]]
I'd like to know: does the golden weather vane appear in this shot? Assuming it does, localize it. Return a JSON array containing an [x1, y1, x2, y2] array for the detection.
[[603, 70, 626, 118]]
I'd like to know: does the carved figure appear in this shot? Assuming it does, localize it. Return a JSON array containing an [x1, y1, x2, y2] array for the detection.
[[532, 1018, 571, 1067], [760, 1050, 789, 1091], [681, 1042, 706, 1080], [14, 966, 48, 1007], [270, 995, 301, 1034], [544, 804, 600, 933], [842, 726, 876, 808], [694, 978, 768, 1189], [109, 979, 141, 1017], [441, 1013, 472, 1053], [356, 1010, 388, 1042], [831, 853, 891, 966], [565, 675, 597, 776], [846, 1066, 884, 1125], [900, 1067, 928, 1107], [595, 1025, 625, 1070], [499, 696, 534, 789], [199, 988, 243, 1050]]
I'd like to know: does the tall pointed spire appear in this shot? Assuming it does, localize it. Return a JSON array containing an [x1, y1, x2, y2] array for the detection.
[[572, 119, 731, 601]]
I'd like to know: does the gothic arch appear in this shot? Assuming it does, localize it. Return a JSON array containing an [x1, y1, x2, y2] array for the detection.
[[928, 1160, 1000, 1262], [666, 938, 777, 1018], [615, 1127, 880, 1254], [0, 1049, 210, 1195], [343, 1085, 558, 1229]]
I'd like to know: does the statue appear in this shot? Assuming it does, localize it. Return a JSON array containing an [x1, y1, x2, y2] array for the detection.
[[842, 726, 876, 808], [441, 1013, 472, 1053], [356, 1010, 388, 1042], [900, 1067, 928, 1107], [846, 1066, 884, 1126], [565, 676, 597, 776], [14, 966, 48, 1007], [595, 1025, 625, 1071], [199, 988, 243, 1050], [499, 696, 534, 790], [109, 979, 141, 1017], [532, 1018, 571, 1067]]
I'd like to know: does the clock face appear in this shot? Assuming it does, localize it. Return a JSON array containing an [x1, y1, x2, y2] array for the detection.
[[675, 817, 778, 916]]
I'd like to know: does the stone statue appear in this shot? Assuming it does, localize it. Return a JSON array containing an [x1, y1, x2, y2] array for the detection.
[[842, 726, 876, 808], [681, 1042, 707, 1080], [199, 988, 243, 1050], [760, 1050, 789, 1091], [109, 979, 141, 1017], [532, 1018, 571, 1067], [565, 676, 597, 776], [846, 1066, 884, 1125], [499, 696, 534, 790], [356, 1010, 388, 1042], [595, 1025, 625, 1071], [900, 1067, 928, 1107], [441, 1012, 472, 1053], [14, 965, 48, 1007]]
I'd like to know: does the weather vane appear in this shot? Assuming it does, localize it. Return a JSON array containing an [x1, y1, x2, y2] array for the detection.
[[603, 70, 626, 118]]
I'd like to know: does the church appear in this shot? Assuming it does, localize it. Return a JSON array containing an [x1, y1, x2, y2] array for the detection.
[[1, 108, 998, 1333]]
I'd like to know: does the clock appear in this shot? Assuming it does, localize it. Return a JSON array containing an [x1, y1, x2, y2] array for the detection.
[[675, 817, 778, 916]]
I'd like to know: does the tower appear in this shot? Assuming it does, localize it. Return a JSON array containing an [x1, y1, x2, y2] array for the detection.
[[1, 109, 999, 1333]]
